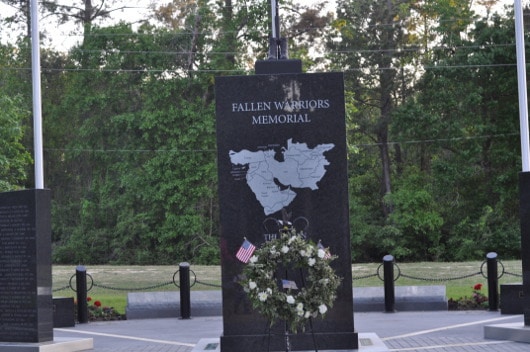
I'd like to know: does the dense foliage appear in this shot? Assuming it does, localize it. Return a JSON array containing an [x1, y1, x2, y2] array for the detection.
[[0, 0, 526, 264]]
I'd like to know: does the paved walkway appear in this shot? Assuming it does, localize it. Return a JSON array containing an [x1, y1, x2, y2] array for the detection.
[[53, 311, 530, 351]]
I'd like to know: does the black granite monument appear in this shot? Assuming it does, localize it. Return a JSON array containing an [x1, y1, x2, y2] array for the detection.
[[520, 172, 530, 325], [216, 72, 358, 351], [0, 189, 53, 343]]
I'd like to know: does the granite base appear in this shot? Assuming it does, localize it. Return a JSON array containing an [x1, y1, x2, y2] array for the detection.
[[193, 333, 387, 352], [484, 322, 530, 343], [0, 337, 93, 352]]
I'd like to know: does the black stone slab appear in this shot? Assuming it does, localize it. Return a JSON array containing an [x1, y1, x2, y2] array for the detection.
[[0, 189, 53, 343], [53, 297, 75, 328], [353, 286, 447, 312], [126, 291, 223, 319], [500, 283, 524, 315], [255, 59, 302, 74], [520, 172, 530, 325], [215, 72, 358, 351]]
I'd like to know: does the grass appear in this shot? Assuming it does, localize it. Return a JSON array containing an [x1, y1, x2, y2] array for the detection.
[[53, 260, 523, 315]]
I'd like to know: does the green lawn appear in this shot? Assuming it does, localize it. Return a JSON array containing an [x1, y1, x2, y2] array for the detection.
[[53, 260, 522, 315]]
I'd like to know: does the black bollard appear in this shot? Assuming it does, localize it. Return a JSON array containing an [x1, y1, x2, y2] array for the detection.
[[383, 255, 395, 313], [179, 262, 191, 319], [76, 265, 89, 323], [486, 252, 499, 311]]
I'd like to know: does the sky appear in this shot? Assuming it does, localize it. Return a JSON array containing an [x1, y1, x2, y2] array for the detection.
[[0, 0, 522, 51], [0, 0, 328, 50]]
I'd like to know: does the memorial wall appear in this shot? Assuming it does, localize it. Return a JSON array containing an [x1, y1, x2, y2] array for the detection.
[[0, 189, 53, 343]]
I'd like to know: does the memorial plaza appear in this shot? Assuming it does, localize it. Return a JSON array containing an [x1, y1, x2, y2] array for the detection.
[[53, 309, 530, 352]]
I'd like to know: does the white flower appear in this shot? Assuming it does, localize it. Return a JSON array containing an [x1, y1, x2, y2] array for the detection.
[[281, 245, 289, 253], [319, 278, 329, 285], [288, 236, 296, 244], [266, 288, 272, 294], [286, 295, 295, 304], [249, 255, 258, 263], [304, 311, 311, 318], [248, 281, 257, 290], [317, 249, 326, 259], [308, 258, 316, 267], [318, 304, 328, 314], [258, 292, 268, 302], [296, 303, 304, 316], [299, 249, 307, 257]]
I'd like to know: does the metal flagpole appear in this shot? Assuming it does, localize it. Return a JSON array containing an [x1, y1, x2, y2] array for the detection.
[[269, 0, 281, 59], [270, 0, 278, 42], [515, 0, 530, 171], [30, 0, 44, 189]]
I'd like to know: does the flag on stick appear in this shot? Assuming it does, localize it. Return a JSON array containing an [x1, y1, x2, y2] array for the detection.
[[318, 241, 332, 259], [236, 238, 256, 263]]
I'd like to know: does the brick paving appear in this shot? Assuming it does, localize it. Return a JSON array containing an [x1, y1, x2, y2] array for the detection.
[[384, 336, 530, 351], [54, 311, 530, 351]]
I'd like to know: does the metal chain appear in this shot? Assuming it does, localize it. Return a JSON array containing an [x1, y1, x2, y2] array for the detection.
[[69, 273, 94, 292], [352, 273, 378, 281], [172, 269, 197, 288], [56, 261, 523, 292], [399, 271, 482, 282], [195, 279, 222, 288], [480, 259, 506, 279], [504, 271, 523, 278], [93, 281, 174, 291], [53, 285, 71, 292], [376, 263, 401, 282]]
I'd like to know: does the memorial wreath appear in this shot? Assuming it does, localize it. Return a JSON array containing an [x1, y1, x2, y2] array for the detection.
[[241, 230, 341, 332]]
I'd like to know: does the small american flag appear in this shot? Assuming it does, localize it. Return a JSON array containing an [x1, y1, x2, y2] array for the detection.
[[318, 241, 332, 259], [282, 279, 298, 290], [236, 239, 256, 263]]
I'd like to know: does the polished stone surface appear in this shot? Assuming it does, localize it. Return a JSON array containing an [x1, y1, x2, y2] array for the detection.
[[125, 287, 449, 320], [0, 337, 93, 352], [519, 172, 530, 325], [53, 311, 529, 352], [353, 285, 447, 312], [193, 333, 388, 352], [216, 72, 357, 350], [0, 190, 53, 343], [126, 291, 222, 319], [501, 283, 524, 315], [484, 323, 530, 343]]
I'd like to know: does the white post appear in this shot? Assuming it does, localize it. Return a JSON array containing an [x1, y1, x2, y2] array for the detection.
[[515, 0, 530, 172], [30, 0, 44, 188]]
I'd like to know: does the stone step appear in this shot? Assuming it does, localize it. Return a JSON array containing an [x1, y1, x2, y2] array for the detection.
[[125, 286, 447, 320]]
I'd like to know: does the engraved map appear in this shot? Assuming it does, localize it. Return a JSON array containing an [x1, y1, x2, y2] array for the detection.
[[229, 138, 334, 215]]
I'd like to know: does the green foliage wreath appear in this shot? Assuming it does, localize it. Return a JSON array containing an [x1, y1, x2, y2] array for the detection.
[[241, 231, 341, 332]]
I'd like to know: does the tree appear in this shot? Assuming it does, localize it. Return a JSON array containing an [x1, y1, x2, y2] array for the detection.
[[392, 10, 521, 260], [0, 0, 31, 39], [328, 0, 418, 217], [40, 0, 143, 41], [0, 94, 32, 191], [45, 22, 219, 264]]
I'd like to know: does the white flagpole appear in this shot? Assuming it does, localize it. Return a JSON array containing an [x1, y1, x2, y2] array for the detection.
[[515, 0, 530, 172], [30, 0, 44, 188]]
